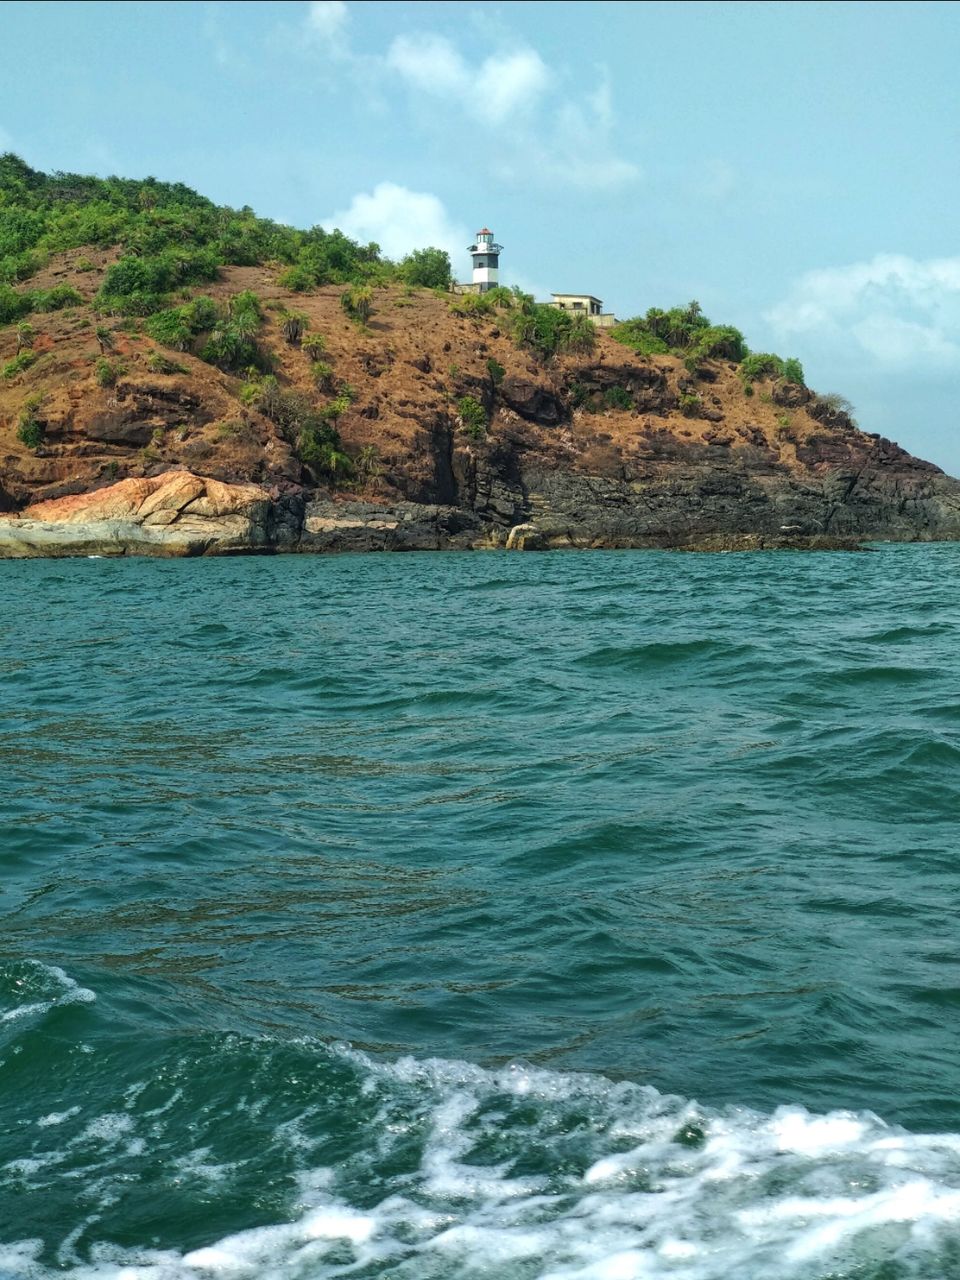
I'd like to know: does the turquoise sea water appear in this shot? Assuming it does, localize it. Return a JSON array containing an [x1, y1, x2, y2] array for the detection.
[[3, 546, 960, 1278]]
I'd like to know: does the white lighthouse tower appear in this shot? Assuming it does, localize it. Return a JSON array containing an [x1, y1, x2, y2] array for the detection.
[[468, 227, 502, 293]]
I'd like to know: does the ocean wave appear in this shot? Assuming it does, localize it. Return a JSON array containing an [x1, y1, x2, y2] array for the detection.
[[0, 960, 95, 1027], [5, 1044, 960, 1279]]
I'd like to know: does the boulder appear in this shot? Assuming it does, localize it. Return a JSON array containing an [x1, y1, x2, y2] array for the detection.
[[0, 470, 283, 557]]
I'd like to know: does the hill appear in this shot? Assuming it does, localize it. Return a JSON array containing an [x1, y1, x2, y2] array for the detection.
[[0, 155, 958, 555]]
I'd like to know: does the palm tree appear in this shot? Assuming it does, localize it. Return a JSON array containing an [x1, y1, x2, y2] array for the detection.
[[281, 311, 308, 345], [94, 324, 114, 355], [341, 286, 373, 325], [15, 321, 34, 355]]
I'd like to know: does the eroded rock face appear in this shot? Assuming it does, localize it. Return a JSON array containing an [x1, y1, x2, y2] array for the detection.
[[79, 382, 213, 447], [0, 470, 297, 557], [300, 499, 481, 553], [499, 377, 563, 426]]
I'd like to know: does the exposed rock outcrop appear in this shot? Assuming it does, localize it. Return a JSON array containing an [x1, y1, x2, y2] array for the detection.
[[0, 471, 301, 557]]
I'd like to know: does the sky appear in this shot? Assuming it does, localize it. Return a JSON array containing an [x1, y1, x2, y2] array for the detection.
[[3, 0, 960, 472]]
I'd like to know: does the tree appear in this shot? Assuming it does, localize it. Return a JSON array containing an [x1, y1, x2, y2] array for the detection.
[[399, 247, 452, 290]]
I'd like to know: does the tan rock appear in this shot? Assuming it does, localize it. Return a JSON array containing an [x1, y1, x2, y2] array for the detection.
[[1, 470, 277, 558]]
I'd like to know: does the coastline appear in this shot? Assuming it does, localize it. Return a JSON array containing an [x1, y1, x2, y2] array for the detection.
[[3, 468, 957, 559]]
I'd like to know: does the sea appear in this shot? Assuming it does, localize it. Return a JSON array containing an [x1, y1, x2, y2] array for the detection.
[[2, 544, 960, 1279]]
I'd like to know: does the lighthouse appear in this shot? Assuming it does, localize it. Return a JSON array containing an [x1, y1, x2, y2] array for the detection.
[[468, 227, 502, 293]]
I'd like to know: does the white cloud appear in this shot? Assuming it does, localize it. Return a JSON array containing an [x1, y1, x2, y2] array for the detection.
[[325, 8, 636, 190], [323, 183, 468, 264], [767, 254, 960, 370], [386, 33, 466, 97], [306, 1, 348, 51], [393, 41, 635, 188], [473, 49, 551, 123], [387, 36, 549, 124], [529, 82, 639, 189]]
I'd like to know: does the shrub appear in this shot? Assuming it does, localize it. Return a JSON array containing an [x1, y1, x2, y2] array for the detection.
[[0, 283, 32, 325], [95, 249, 219, 315], [298, 418, 353, 478], [144, 296, 217, 350], [241, 373, 353, 479], [95, 357, 122, 387], [609, 322, 670, 356], [739, 353, 784, 383], [2, 349, 36, 379], [486, 356, 505, 385], [602, 385, 632, 411], [340, 285, 373, 325], [816, 392, 856, 415], [0, 251, 43, 284], [512, 303, 595, 360], [782, 356, 805, 385], [146, 350, 187, 375], [94, 323, 114, 354], [449, 292, 494, 318], [16, 395, 45, 448], [198, 292, 265, 371], [145, 294, 267, 371], [16, 417, 44, 448], [678, 392, 701, 417], [323, 393, 352, 421], [311, 360, 335, 391], [30, 284, 82, 311], [301, 333, 326, 358], [688, 324, 747, 362], [281, 310, 308, 345], [75, 256, 95, 272], [277, 264, 316, 292], [565, 313, 597, 355], [457, 394, 487, 439]]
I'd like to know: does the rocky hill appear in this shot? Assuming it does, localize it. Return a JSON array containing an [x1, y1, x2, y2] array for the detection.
[[0, 161, 958, 555]]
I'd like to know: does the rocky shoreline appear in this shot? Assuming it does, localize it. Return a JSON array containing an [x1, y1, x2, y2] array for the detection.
[[0, 469, 951, 558]]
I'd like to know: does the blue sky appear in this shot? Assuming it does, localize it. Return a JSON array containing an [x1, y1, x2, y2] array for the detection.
[[3, 0, 960, 472]]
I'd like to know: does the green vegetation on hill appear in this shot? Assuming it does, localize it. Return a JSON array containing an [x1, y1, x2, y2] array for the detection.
[[0, 153, 452, 315], [448, 285, 596, 360], [611, 300, 804, 385], [1, 155, 803, 391]]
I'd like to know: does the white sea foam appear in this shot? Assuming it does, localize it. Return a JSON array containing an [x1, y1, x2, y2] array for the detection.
[[0, 961, 96, 1027], [6, 1047, 960, 1278]]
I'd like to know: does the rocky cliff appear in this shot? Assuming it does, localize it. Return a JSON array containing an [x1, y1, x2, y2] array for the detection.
[[1, 256, 958, 556]]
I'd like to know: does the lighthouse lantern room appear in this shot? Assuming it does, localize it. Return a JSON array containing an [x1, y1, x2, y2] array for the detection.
[[468, 227, 503, 293]]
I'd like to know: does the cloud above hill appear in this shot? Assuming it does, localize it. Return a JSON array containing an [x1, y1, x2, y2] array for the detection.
[[322, 183, 468, 264], [767, 254, 960, 370]]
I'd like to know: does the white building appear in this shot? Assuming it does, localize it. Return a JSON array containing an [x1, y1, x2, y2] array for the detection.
[[550, 293, 617, 328]]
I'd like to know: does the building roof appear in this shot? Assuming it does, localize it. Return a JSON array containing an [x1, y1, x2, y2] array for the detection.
[[477, 227, 492, 234], [551, 293, 604, 304]]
